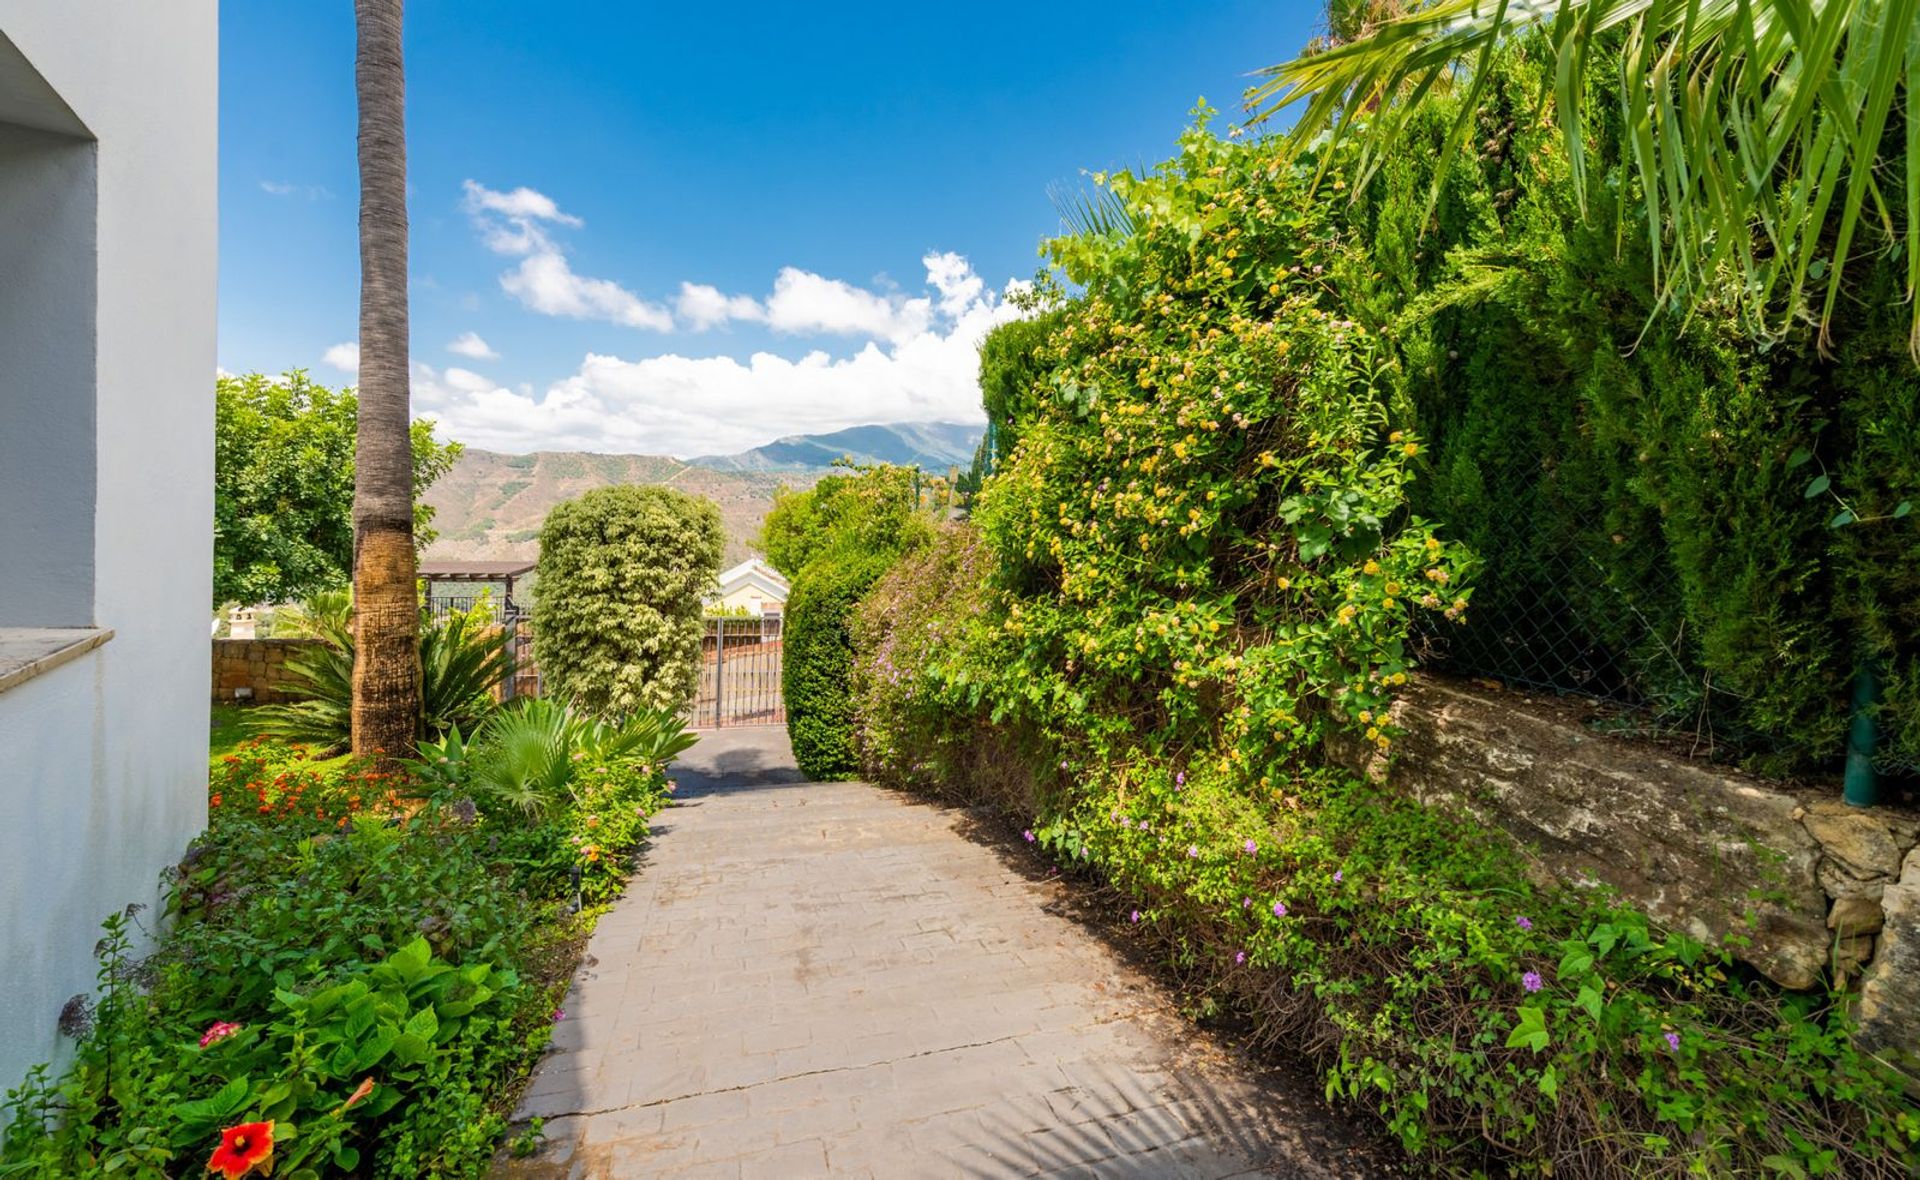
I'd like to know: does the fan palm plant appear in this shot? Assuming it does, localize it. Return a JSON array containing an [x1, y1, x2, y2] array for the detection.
[[1250, 0, 1919, 353], [449, 698, 699, 821]]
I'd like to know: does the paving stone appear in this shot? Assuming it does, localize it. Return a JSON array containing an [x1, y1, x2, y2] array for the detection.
[[492, 728, 1386, 1178]]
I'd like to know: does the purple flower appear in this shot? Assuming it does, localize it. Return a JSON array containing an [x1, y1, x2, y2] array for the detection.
[[1332, 869, 1343, 883], [1515, 915, 1533, 931], [1187, 844, 1199, 858], [1243, 839, 1258, 855], [1022, 829, 1035, 843], [1272, 900, 1288, 918], [1120, 817, 1132, 828], [1059, 760, 1069, 770], [1175, 771, 1186, 786], [1129, 910, 1141, 924], [1664, 1031, 1680, 1052], [551, 1008, 566, 1023], [1234, 951, 1246, 965], [1242, 897, 1252, 908], [1522, 971, 1543, 993]]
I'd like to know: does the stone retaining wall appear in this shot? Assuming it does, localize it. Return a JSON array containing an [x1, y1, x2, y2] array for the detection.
[[1340, 675, 1919, 1070], [210, 638, 323, 704]]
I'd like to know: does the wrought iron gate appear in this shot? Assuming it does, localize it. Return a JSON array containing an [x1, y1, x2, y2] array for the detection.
[[690, 615, 784, 727]]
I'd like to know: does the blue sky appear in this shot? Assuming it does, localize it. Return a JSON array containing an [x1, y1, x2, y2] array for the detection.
[[219, 1, 1324, 456]]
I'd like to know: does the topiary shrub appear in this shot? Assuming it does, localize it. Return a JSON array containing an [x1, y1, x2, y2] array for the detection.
[[532, 485, 724, 718]]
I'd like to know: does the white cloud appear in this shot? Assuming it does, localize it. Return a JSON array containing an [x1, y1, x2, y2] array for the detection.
[[763, 268, 932, 343], [261, 180, 331, 200], [501, 252, 675, 331], [460, 180, 581, 228], [462, 179, 673, 331], [322, 341, 360, 375], [676, 282, 767, 331], [447, 331, 500, 360], [413, 254, 1028, 457]]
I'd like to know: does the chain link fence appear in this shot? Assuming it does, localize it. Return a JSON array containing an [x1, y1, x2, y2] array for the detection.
[[1413, 508, 1916, 780]]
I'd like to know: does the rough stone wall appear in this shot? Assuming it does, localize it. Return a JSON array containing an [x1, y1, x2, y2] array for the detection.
[[1338, 676, 1919, 1067], [210, 638, 323, 704]]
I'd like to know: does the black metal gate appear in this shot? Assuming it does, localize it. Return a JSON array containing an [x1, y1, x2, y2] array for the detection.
[[690, 615, 785, 727]]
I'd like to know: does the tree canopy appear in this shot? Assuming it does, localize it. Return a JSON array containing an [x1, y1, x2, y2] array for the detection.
[[213, 370, 461, 606]]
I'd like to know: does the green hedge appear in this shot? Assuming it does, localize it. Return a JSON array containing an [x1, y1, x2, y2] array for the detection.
[[785, 548, 895, 780], [762, 466, 935, 780]]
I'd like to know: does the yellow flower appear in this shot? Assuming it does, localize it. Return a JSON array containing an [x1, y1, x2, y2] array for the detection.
[[1402, 442, 1420, 457], [1362, 560, 1381, 576], [1276, 576, 1291, 590], [1389, 430, 1404, 443]]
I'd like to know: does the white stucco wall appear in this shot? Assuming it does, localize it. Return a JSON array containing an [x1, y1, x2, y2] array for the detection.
[[0, 2, 217, 1089]]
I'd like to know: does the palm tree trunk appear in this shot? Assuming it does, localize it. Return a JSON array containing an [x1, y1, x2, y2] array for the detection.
[[351, 0, 421, 761]]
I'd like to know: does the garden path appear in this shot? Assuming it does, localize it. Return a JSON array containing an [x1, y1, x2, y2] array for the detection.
[[494, 728, 1385, 1179]]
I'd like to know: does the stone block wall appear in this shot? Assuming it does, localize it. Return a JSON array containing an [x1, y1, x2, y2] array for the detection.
[[210, 638, 323, 704], [1339, 675, 1920, 1070]]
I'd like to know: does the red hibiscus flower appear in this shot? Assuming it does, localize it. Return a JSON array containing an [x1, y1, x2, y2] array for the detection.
[[206, 1120, 274, 1178]]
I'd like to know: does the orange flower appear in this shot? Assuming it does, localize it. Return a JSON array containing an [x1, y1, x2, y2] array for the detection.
[[207, 1120, 274, 1178], [210, 794, 222, 807], [342, 1077, 375, 1111]]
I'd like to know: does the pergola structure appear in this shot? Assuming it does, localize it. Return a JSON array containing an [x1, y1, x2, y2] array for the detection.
[[418, 559, 536, 617]]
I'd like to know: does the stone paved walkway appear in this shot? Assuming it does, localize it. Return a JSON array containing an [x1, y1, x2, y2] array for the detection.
[[495, 729, 1385, 1179]]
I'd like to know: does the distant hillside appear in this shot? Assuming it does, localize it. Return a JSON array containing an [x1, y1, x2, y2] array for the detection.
[[421, 421, 981, 567], [689, 421, 981, 474]]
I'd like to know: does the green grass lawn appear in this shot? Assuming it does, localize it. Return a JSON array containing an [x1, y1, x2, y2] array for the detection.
[[209, 703, 252, 762]]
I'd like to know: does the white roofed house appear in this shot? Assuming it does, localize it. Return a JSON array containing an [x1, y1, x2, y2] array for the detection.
[[708, 558, 790, 617], [0, 2, 217, 1088]]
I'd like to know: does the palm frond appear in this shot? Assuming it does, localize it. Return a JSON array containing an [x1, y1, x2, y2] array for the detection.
[[1248, 0, 1920, 355], [1048, 176, 1137, 239]]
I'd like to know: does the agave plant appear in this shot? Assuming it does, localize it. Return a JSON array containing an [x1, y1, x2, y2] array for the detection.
[[1250, 0, 1920, 352], [251, 594, 511, 751]]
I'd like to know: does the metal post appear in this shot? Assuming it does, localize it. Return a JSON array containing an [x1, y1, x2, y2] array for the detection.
[[713, 618, 726, 728], [502, 613, 518, 702], [1843, 660, 1881, 808]]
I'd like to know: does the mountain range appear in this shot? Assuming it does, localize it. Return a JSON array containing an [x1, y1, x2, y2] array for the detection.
[[420, 421, 983, 567]]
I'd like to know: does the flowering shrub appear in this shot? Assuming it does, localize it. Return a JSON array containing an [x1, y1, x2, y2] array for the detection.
[[848, 107, 1919, 1176], [1, 734, 678, 1176]]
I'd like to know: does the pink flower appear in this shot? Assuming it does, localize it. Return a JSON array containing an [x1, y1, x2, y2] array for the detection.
[[1514, 915, 1532, 931], [1271, 900, 1288, 918], [1175, 771, 1185, 786], [1522, 971, 1543, 993], [1187, 845, 1199, 858], [1129, 910, 1141, 924], [552, 1008, 566, 1023], [1664, 1031, 1680, 1052], [1234, 951, 1246, 965], [1243, 839, 1257, 855], [1022, 829, 1035, 843], [1333, 869, 1343, 883], [199, 1021, 242, 1049]]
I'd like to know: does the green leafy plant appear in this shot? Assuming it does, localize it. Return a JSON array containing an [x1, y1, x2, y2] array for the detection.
[[532, 485, 725, 719], [2, 731, 676, 1177]]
